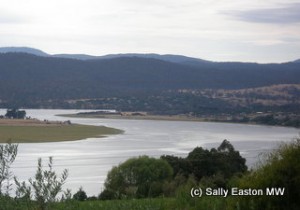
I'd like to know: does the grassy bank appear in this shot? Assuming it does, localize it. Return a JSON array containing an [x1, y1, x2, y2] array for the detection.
[[4, 197, 227, 210], [0, 120, 122, 143]]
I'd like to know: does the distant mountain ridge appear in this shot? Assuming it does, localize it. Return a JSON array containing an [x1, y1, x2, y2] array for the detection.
[[1, 47, 299, 112], [0, 47, 210, 67], [2, 46, 298, 65], [0, 47, 48, 56], [0, 53, 299, 89], [0, 50, 299, 109]]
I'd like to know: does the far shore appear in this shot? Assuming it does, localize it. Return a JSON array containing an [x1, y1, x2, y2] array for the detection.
[[58, 113, 207, 122], [58, 112, 300, 129]]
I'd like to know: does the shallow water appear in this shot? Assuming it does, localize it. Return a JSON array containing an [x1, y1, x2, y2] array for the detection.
[[1, 109, 299, 196]]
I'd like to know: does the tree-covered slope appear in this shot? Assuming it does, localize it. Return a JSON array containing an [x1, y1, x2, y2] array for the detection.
[[0, 52, 299, 108]]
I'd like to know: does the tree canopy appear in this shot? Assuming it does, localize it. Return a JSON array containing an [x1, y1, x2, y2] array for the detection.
[[101, 140, 247, 200], [100, 156, 173, 199], [162, 140, 247, 183], [5, 109, 26, 119]]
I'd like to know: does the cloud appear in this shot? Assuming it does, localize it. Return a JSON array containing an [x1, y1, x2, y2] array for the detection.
[[0, 16, 19, 24], [222, 3, 300, 24], [0, 10, 29, 24]]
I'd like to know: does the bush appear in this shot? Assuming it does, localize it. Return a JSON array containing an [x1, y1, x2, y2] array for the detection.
[[0, 142, 18, 195], [14, 157, 69, 210], [234, 139, 300, 210]]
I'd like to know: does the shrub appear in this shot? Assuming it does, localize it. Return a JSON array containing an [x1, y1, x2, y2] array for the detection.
[[0, 142, 18, 195], [235, 139, 300, 210], [14, 157, 69, 210]]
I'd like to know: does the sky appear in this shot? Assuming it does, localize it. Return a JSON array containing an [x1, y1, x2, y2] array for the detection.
[[0, 0, 300, 63]]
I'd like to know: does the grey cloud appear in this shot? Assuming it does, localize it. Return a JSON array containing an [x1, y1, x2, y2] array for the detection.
[[222, 3, 300, 24], [281, 37, 300, 43]]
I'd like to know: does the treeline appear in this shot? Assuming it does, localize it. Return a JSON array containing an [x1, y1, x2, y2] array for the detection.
[[67, 92, 235, 115], [249, 114, 300, 127], [208, 113, 300, 128], [7, 91, 298, 120]]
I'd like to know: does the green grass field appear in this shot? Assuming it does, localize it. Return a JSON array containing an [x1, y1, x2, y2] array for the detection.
[[49, 196, 229, 210], [0, 124, 123, 143]]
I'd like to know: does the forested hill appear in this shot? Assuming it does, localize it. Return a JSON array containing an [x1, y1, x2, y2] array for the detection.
[[0, 52, 299, 108]]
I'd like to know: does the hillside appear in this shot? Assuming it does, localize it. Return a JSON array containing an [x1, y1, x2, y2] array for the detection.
[[0, 52, 299, 117]]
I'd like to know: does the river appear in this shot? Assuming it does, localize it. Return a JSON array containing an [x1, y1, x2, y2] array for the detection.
[[1, 109, 299, 196]]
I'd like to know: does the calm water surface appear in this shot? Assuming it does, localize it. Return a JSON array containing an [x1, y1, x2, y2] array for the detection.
[[1, 109, 299, 196]]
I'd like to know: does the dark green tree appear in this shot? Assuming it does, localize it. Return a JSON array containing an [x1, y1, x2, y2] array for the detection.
[[100, 156, 173, 199], [164, 140, 247, 184], [73, 187, 87, 201], [5, 109, 26, 119], [161, 155, 191, 178], [217, 139, 247, 178], [187, 147, 216, 180]]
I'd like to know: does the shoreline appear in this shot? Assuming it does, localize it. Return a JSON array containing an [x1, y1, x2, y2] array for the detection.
[[58, 113, 300, 129], [58, 113, 206, 122]]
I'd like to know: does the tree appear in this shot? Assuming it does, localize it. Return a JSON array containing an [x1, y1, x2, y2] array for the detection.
[[0, 143, 18, 195], [217, 139, 234, 153], [187, 147, 216, 180], [5, 109, 26, 119], [14, 157, 69, 210], [164, 140, 247, 183], [161, 155, 191, 178], [73, 187, 87, 201], [100, 156, 173, 199], [217, 139, 247, 178]]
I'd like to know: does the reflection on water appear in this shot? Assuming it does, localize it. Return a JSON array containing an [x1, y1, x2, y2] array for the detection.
[[1, 109, 299, 196]]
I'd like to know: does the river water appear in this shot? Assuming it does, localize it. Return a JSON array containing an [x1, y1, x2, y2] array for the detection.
[[1, 109, 299, 196]]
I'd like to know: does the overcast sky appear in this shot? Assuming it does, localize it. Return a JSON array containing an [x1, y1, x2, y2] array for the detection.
[[0, 0, 300, 63]]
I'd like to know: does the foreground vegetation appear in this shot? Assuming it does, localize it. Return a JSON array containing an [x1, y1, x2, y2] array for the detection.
[[51, 197, 225, 210], [99, 140, 247, 200], [0, 138, 299, 209]]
